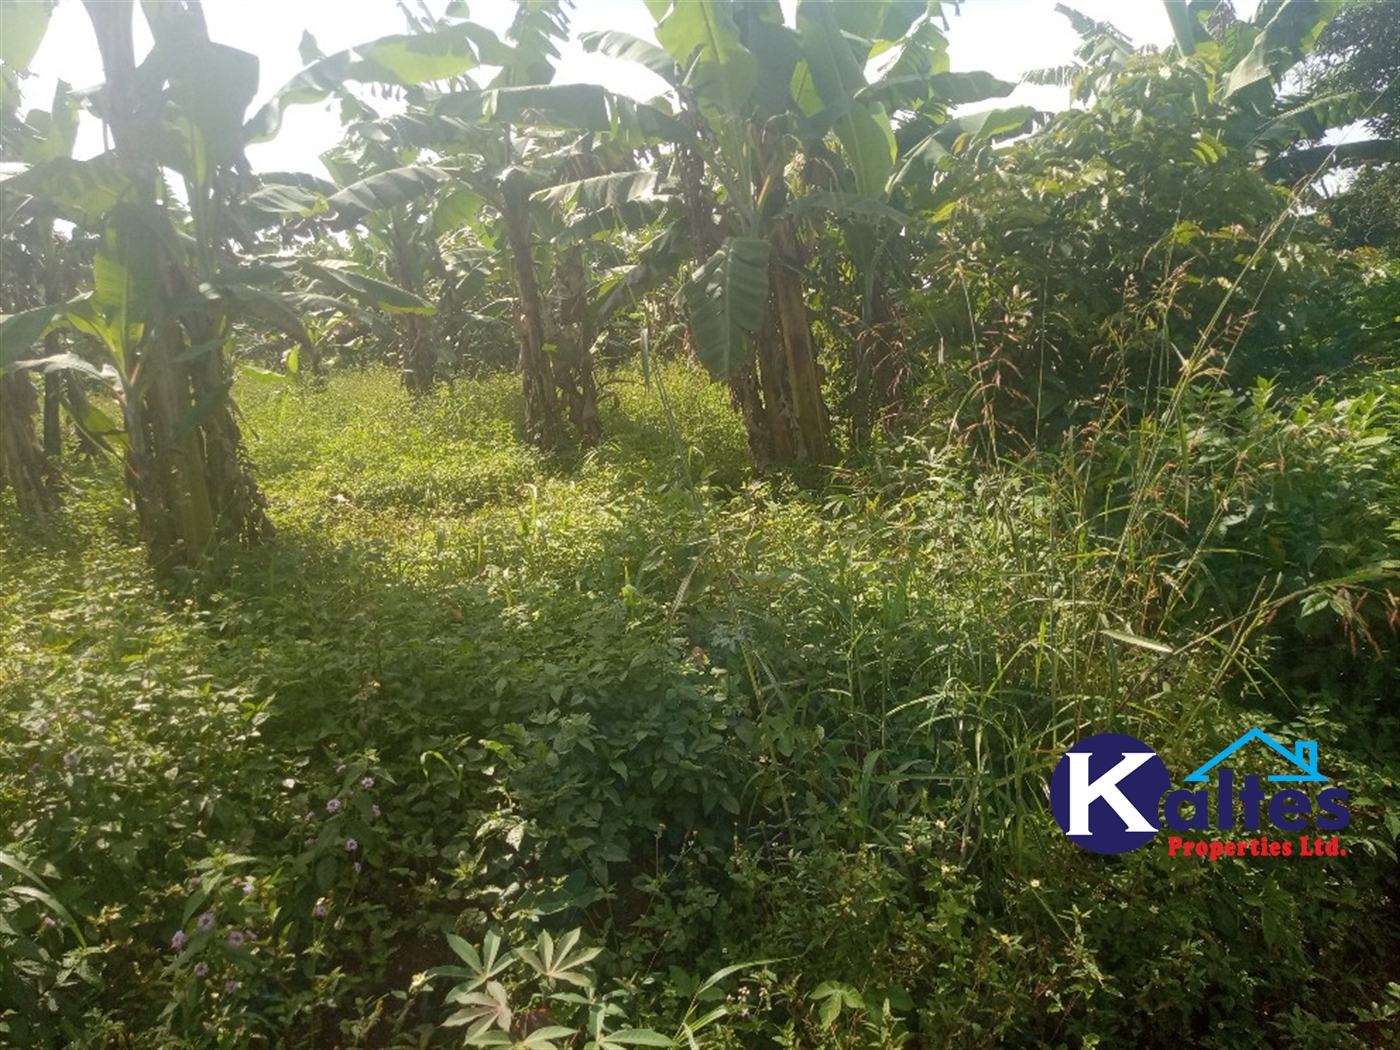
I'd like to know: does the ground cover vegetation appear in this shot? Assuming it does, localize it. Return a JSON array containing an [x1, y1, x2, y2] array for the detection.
[[1, 0, 1399, 1046]]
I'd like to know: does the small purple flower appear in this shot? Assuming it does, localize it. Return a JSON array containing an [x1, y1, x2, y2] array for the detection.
[[197, 911, 216, 932], [370, 804, 381, 820], [326, 798, 341, 814], [42, 915, 57, 929], [225, 979, 240, 994], [345, 838, 358, 852], [303, 811, 314, 823], [35, 720, 50, 736], [314, 901, 327, 918], [194, 961, 209, 977], [171, 929, 187, 950], [242, 883, 255, 897], [227, 930, 245, 947], [360, 775, 374, 789], [62, 751, 78, 767]]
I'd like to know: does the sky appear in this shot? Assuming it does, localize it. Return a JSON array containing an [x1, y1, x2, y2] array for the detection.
[[16, 0, 1196, 178]]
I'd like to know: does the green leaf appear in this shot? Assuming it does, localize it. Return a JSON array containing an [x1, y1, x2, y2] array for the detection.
[[159, 39, 261, 170], [244, 183, 329, 217], [300, 261, 435, 315], [1222, 0, 1339, 99], [516, 927, 600, 988], [1164, 0, 1206, 56], [11, 352, 116, 384], [654, 0, 757, 113], [597, 221, 688, 323], [782, 190, 908, 225], [536, 171, 674, 211], [601, 1030, 675, 1047], [4, 156, 133, 227], [0, 305, 66, 370], [0, 0, 52, 69], [354, 26, 479, 84], [205, 282, 313, 347], [683, 237, 771, 380], [246, 24, 485, 143], [66, 398, 127, 454], [485, 84, 612, 131], [796, 1, 895, 197], [1101, 628, 1174, 655], [433, 185, 486, 234], [579, 31, 681, 86], [329, 165, 453, 222]]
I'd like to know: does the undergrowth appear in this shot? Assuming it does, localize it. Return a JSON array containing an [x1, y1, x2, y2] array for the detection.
[[2, 361, 1397, 1048]]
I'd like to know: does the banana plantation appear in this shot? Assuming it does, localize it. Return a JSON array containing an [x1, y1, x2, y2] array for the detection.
[[2, 0, 1399, 1046]]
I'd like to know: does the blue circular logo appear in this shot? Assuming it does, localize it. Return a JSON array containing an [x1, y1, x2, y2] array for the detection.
[[1050, 733, 1170, 854]]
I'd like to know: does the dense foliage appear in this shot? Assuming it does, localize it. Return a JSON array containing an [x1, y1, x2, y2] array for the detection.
[[2, 0, 1398, 1047]]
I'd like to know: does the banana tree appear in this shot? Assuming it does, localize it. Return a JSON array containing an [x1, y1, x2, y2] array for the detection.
[[339, 0, 678, 450], [0, 5, 70, 516], [585, 0, 1011, 466], [0, 2, 466, 568]]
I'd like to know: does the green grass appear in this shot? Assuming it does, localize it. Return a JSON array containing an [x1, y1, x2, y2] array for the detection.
[[2, 362, 1398, 1048]]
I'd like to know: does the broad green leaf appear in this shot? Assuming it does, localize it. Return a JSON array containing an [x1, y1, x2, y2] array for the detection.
[[159, 39, 261, 171], [300, 261, 435, 315], [748, 20, 802, 117], [353, 27, 479, 84], [247, 24, 485, 142], [66, 398, 127, 453], [485, 84, 611, 131], [536, 170, 674, 210], [1222, 0, 1340, 99], [782, 190, 909, 226], [0, 305, 65, 370], [654, 0, 757, 113], [329, 165, 453, 221], [601, 1030, 675, 1048], [683, 236, 770, 380], [597, 221, 688, 322], [4, 156, 133, 227], [17, 81, 79, 165], [579, 31, 681, 86], [797, 1, 895, 197], [204, 282, 313, 347], [244, 183, 329, 217], [0, 0, 51, 69], [433, 186, 486, 235], [11, 352, 117, 384]]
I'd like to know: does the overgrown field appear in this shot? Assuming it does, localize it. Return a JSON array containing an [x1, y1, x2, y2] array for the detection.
[[3, 363, 1399, 1048]]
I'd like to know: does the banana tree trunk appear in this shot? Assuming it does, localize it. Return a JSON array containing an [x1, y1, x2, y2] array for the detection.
[[86, 0, 271, 572], [769, 222, 829, 463], [552, 245, 602, 447], [43, 350, 62, 458], [502, 172, 564, 450], [851, 285, 901, 448], [391, 217, 435, 395], [0, 370, 62, 517], [398, 312, 435, 396]]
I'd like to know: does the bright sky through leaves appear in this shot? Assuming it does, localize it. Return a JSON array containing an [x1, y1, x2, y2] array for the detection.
[[19, 0, 1192, 177]]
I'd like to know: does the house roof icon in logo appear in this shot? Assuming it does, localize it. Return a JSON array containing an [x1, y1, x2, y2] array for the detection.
[[1182, 728, 1328, 784]]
